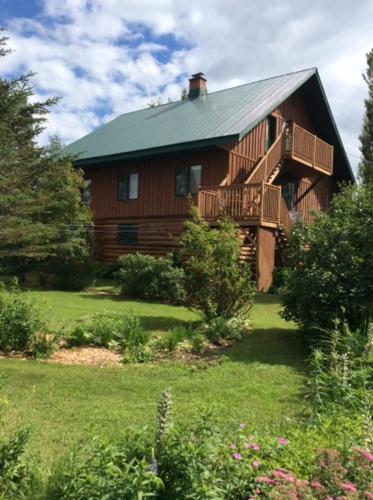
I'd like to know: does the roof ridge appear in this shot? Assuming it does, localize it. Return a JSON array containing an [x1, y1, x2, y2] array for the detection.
[[116, 67, 317, 118]]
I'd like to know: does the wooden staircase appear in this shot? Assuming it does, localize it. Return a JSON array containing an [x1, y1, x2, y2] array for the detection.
[[238, 228, 257, 277]]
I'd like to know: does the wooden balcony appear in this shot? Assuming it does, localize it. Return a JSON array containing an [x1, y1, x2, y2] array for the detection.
[[286, 122, 333, 176], [197, 182, 282, 227]]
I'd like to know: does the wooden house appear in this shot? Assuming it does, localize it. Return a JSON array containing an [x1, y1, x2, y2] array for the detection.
[[66, 68, 354, 290]]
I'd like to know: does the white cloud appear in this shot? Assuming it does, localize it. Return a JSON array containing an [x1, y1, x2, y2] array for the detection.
[[2, 0, 372, 173]]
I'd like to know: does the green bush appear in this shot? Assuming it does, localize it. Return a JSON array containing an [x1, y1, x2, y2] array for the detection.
[[0, 281, 47, 352], [47, 256, 97, 291], [115, 253, 186, 304], [29, 331, 60, 359], [179, 208, 255, 320], [282, 184, 373, 340], [307, 321, 373, 421], [46, 432, 163, 499], [67, 314, 150, 353], [201, 315, 250, 344]]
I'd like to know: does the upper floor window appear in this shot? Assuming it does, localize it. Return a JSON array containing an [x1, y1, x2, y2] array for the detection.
[[82, 178, 92, 205], [117, 173, 139, 201], [265, 115, 277, 152], [175, 165, 202, 197]]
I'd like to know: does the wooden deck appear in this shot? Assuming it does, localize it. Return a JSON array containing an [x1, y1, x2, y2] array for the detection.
[[197, 182, 283, 228], [286, 122, 333, 176]]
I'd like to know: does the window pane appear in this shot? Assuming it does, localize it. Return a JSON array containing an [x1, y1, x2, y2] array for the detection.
[[117, 175, 128, 201], [129, 173, 139, 200], [117, 224, 138, 245], [189, 165, 202, 195], [175, 168, 188, 196]]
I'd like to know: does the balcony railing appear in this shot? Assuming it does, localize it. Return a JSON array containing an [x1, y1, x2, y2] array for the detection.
[[197, 182, 281, 226], [287, 123, 333, 175]]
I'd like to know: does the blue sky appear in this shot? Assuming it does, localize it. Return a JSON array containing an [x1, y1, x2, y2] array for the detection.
[[1, 0, 372, 173]]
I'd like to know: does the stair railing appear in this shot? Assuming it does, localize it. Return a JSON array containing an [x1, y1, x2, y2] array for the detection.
[[244, 126, 287, 185]]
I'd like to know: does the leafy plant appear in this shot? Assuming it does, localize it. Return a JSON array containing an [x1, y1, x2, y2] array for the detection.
[[29, 331, 60, 359], [201, 315, 250, 344], [115, 253, 186, 304], [282, 184, 373, 341], [179, 208, 255, 320], [0, 281, 47, 353]]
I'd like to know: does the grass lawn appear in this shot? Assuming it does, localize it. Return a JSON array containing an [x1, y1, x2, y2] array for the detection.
[[0, 288, 308, 473]]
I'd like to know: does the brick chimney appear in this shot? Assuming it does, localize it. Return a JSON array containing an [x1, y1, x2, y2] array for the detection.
[[188, 72, 207, 99]]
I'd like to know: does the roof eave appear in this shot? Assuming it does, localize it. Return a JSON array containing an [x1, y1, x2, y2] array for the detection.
[[73, 134, 239, 167]]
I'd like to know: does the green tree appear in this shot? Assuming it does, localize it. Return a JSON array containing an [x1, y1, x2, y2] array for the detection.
[[282, 184, 373, 340], [0, 33, 93, 286], [358, 48, 373, 184], [178, 207, 255, 319]]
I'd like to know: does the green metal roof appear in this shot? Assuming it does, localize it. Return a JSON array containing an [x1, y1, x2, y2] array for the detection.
[[66, 68, 316, 163], [65, 67, 353, 181]]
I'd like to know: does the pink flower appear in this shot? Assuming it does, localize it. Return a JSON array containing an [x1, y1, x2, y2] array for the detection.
[[272, 469, 295, 483], [278, 437, 288, 446], [358, 449, 373, 462], [256, 476, 276, 485], [243, 442, 250, 449], [311, 481, 323, 490], [232, 453, 242, 460], [252, 460, 261, 469], [229, 443, 237, 450], [364, 492, 373, 500], [340, 482, 357, 493], [251, 443, 260, 451]]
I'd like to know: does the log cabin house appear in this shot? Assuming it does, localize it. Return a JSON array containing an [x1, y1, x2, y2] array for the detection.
[[66, 68, 354, 291]]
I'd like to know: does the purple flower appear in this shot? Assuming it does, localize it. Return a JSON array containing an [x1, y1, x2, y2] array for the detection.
[[232, 453, 242, 460], [252, 460, 261, 469], [278, 437, 288, 446], [356, 449, 373, 462], [148, 458, 158, 475], [256, 476, 276, 485], [310, 481, 323, 490], [251, 443, 260, 451]]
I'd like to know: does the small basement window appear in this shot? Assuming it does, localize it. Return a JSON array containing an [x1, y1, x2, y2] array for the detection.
[[117, 224, 138, 245], [175, 165, 202, 196], [117, 173, 139, 201]]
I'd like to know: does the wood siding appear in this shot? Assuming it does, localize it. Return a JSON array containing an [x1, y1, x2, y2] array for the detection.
[[85, 149, 229, 220], [225, 90, 315, 184], [294, 174, 335, 224]]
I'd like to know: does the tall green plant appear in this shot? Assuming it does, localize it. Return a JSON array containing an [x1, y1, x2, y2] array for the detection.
[[179, 207, 255, 319], [282, 184, 373, 338], [359, 48, 373, 184]]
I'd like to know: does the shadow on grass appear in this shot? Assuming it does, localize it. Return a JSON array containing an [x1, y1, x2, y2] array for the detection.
[[139, 316, 201, 332], [225, 327, 309, 372]]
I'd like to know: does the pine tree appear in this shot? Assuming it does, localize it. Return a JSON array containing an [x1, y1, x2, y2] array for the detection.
[[0, 32, 93, 285], [358, 48, 373, 184]]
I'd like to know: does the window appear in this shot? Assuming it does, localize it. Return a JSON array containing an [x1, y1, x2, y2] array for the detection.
[[282, 179, 298, 210], [265, 115, 277, 152], [82, 178, 92, 205], [117, 224, 138, 245], [117, 173, 139, 201], [175, 165, 202, 196]]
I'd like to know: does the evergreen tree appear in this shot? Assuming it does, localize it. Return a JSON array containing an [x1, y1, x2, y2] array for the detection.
[[358, 48, 373, 184], [0, 32, 93, 286]]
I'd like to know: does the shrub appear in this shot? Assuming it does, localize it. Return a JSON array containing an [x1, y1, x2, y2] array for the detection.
[[47, 255, 97, 291], [202, 315, 250, 344], [115, 253, 186, 304], [282, 184, 373, 341], [47, 432, 163, 499], [67, 314, 151, 353], [29, 331, 60, 359], [0, 281, 46, 352], [179, 208, 255, 320], [307, 321, 373, 421]]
